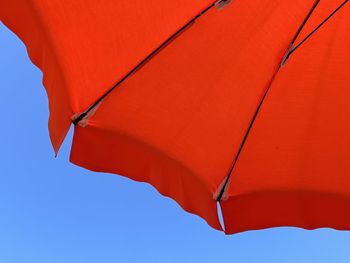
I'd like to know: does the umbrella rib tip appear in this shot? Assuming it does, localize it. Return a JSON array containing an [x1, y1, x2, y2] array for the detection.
[[215, 0, 232, 10]]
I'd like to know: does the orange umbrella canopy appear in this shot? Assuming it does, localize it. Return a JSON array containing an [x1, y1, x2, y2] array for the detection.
[[1, 0, 350, 234]]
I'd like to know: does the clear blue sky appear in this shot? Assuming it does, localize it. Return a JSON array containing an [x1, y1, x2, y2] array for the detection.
[[1, 22, 350, 263]]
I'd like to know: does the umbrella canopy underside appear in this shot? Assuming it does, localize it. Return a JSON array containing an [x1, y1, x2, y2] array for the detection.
[[1, 0, 350, 234]]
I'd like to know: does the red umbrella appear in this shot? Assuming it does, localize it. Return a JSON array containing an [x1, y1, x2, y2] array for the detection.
[[1, 0, 350, 234]]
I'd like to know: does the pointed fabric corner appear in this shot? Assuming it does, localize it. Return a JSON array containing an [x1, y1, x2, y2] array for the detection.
[[1, 0, 73, 153], [220, 0, 350, 233], [0, 0, 215, 153]]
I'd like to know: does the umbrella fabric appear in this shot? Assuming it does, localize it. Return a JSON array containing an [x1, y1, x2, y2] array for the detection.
[[1, 0, 350, 234]]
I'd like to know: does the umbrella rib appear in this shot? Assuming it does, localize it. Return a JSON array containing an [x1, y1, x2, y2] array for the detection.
[[216, 0, 322, 202], [72, 0, 228, 125], [287, 0, 349, 61]]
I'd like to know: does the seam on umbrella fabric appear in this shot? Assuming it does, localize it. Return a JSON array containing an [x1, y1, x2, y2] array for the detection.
[[216, 0, 322, 202], [285, 0, 349, 63], [72, 0, 231, 126]]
